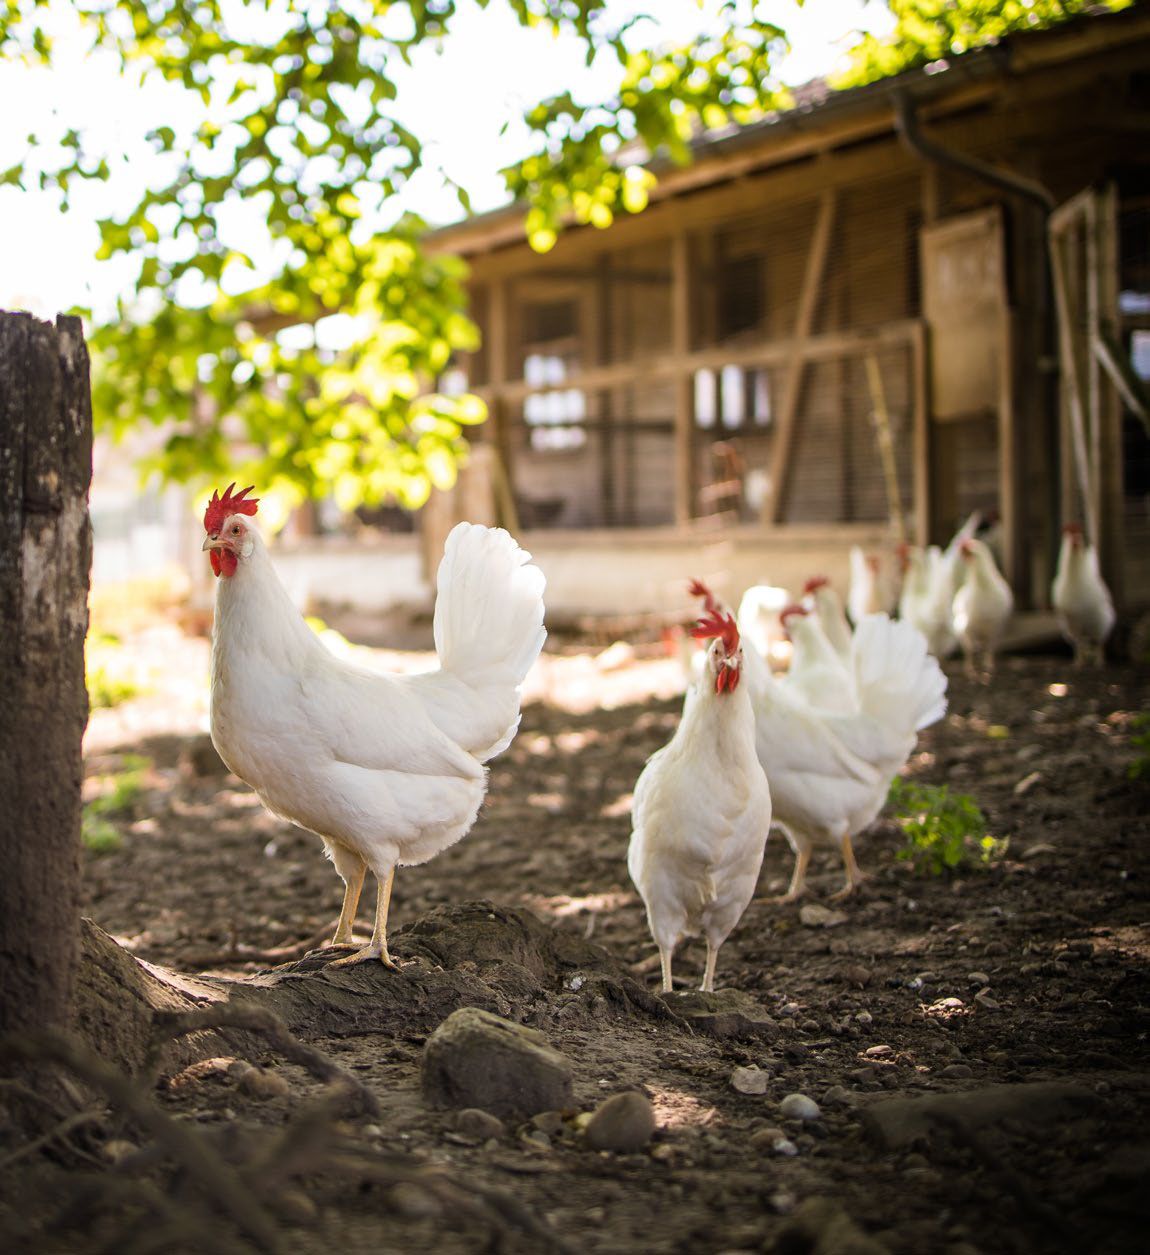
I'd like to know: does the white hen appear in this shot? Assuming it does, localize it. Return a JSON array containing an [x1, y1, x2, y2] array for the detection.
[[629, 605, 771, 993], [897, 544, 957, 658], [952, 537, 1013, 676], [781, 603, 859, 715], [202, 484, 546, 966], [801, 575, 853, 661], [848, 546, 885, 626], [691, 583, 947, 901], [1051, 523, 1115, 665]]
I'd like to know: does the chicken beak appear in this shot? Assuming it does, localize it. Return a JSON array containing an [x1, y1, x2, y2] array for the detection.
[[202, 534, 221, 552]]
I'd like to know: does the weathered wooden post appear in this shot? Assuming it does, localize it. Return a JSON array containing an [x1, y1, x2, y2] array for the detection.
[[0, 312, 93, 1043]]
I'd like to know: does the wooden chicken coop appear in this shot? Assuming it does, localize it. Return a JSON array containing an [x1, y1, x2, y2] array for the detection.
[[424, 3, 1150, 622]]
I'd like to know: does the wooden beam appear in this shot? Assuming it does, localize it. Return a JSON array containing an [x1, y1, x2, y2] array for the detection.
[[911, 320, 931, 548], [997, 307, 1020, 591], [1096, 182, 1125, 605], [475, 317, 923, 406], [485, 277, 519, 534], [763, 189, 837, 523], [671, 231, 695, 526]]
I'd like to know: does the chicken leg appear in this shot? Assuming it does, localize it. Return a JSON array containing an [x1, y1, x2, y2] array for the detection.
[[829, 831, 865, 900], [659, 946, 674, 994], [772, 841, 812, 904], [329, 866, 399, 968], [701, 942, 718, 994], [329, 859, 366, 947]]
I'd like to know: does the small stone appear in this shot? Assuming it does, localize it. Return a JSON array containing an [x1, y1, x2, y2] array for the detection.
[[731, 1065, 770, 1095], [800, 903, 848, 928], [276, 1188, 319, 1226], [101, 1139, 137, 1166], [421, 1007, 573, 1121], [940, 1064, 974, 1079], [390, 1182, 442, 1219], [529, 1110, 564, 1136], [967, 972, 991, 987], [855, 1010, 873, 1026], [779, 1093, 821, 1122], [523, 1128, 551, 1149], [773, 1138, 800, 1156], [975, 990, 1001, 1010], [455, 1108, 506, 1141], [583, 1091, 657, 1153], [843, 965, 873, 987], [822, 1085, 853, 1106], [864, 1045, 893, 1059], [750, 1125, 786, 1150], [1014, 771, 1042, 796], [226, 1059, 255, 1081], [239, 1067, 291, 1100]]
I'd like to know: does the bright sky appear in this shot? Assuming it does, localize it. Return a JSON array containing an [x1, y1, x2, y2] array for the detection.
[[0, 0, 893, 320]]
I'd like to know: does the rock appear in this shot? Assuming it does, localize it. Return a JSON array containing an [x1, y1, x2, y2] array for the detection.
[[779, 1093, 821, 1122], [661, 989, 778, 1040], [101, 1139, 138, 1166], [421, 1007, 573, 1121], [855, 1010, 873, 1026], [773, 1197, 890, 1254], [822, 1085, 853, 1106], [529, 1110, 565, 1136], [861, 1082, 1100, 1150], [799, 904, 848, 928], [974, 990, 1000, 1010], [966, 972, 991, 987], [238, 1066, 291, 1100], [731, 1066, 770, 1095], [390, 1182, 442, 1219], [583, 1090, 657, 1153], [1013, 771, 1042, 796], [773, 1137, 799, 1157], [864, 1044, 893, 1058], [842, 964, 873, 987], [455, 1108, 507, 1141], [940, 1064, 974, 1080], [276, 1188, 319, 1226]]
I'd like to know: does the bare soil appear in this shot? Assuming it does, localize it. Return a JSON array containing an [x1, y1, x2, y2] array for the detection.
[[6, 638, 1150, 1255]]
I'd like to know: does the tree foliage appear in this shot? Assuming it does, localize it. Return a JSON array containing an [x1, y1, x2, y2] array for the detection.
[[0, 0, 1128, 510]]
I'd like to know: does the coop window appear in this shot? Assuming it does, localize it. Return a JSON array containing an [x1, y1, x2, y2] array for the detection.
[[524, 353, 587, 451], [698, 365, 771, 429], [1132, 329, 1150, 381]]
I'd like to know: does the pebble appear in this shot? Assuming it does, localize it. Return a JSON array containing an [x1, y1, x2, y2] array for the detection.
[[455, 1108, 506, 1141], [277, 1188, 319, 1226], [1014, 771, 1043, 796], [529, 1110, 564, 1136], [799, 903, 848, 928], [779, 1093, 821, 1122], [940, 1064, 974, 1079], [390, 1182, 442, 1220], [730, 1065, 770, 1095], [967, 971, 991, 987], [583, 1091, 657, 1153], [822, 1085, 853, 1106], [975, 990, 1001, 1010], [523, 1128, 551, 1150], [855, 1010, 873, 1026], [864, 1044, 893, 1059], [238, 1066, 291, 1100], [773, 1137, 800, 1156], [100, 1139, 137, 1165]]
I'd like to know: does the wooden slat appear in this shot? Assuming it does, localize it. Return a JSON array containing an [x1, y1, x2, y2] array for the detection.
[[911, 320, 931, 548], [763, 189, 837, 523], [671, 231, 695, 526]]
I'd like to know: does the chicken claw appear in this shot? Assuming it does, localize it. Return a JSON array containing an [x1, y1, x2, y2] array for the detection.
[[327, 945, 398, 970]]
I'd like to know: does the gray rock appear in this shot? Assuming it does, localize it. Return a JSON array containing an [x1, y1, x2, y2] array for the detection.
[[779, 1093, 821, 1122], [238, 1067, 291, 1100], [731, 1065, 770, 1095], [940, 1064, 974, 1080], [529, 1110, 565, 1136], [421, 1007, 573, 1121], [774, 1198, 890, 1254], [800, 903, 848, 928], [822, 1085, 853, 1106], [583, 1090, 657, 1153], [661, 989, 778, 1040], [967, 971, 991, 987], [454, 1107, 507, 1140]]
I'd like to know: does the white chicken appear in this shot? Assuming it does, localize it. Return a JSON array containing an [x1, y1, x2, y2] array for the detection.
[[897, 544, 956, 658], [736, 582, 791, 668], [691, 582, 946, 901], [201, 484, 546, 967], [1051, 523, 1115, 665], [848, 546, 885, 625], [801, 575, 853, 661], [780, 604, 859, 715], [629, 605, 771, 994], [952, 537, 1013, 676]]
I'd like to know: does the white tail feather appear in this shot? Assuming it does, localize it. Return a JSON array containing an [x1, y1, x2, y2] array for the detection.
[[416, 523, 547, 762], [851, 613, 948, 734]]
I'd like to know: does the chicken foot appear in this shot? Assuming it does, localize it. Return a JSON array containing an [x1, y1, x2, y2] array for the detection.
[[328, 860, 366, 948], [329, 866, 398, 968], [659, 947, 674, 995], [770, 843, 812, 904]]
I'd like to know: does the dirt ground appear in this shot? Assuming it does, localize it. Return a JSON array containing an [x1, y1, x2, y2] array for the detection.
[[8, 629, 1150, 1254]]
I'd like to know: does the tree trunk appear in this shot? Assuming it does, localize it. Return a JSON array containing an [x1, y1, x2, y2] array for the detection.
[[0, 312, 93, 1044]]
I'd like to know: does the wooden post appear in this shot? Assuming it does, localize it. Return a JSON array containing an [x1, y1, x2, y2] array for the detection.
[[486, 278, 519, 534], [1096, 182, 1125, 605], [0, 312, 93, 1045], [671, 229, 695, 526], [763, 189, 837, 523]]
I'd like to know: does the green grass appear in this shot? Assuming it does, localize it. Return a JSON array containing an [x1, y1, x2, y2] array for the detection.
[[1129, 713, 1150, 781], [888, 776, 1008, 877], [82, 755, 152, 853]]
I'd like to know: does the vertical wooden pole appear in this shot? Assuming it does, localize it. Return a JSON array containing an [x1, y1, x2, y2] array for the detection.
[[1096, 183, 1125, 605], [671, 229, 695, 527], [486, 278, 519, 534], [0, 312, 93, 1044]]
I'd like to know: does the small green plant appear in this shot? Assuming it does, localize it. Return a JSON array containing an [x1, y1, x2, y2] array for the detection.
[[1129, 713, 1150, 781], [86, 633, 145, 709], [82, 756, 152, 853], [888, 777, 1007, 877]]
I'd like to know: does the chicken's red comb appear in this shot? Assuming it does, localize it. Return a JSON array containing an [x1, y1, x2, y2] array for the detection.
[[959, 537, 976, 556], [204, 483, 259, 535], [803, 575, 829, 595], [1062, 521, 1083, 536], [691, 608, 739, 657], [780, 603, 809, 629], [687, 578, 720, 615]]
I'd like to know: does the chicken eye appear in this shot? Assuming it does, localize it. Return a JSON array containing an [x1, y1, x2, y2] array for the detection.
[[231, 524, 241, 534]]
